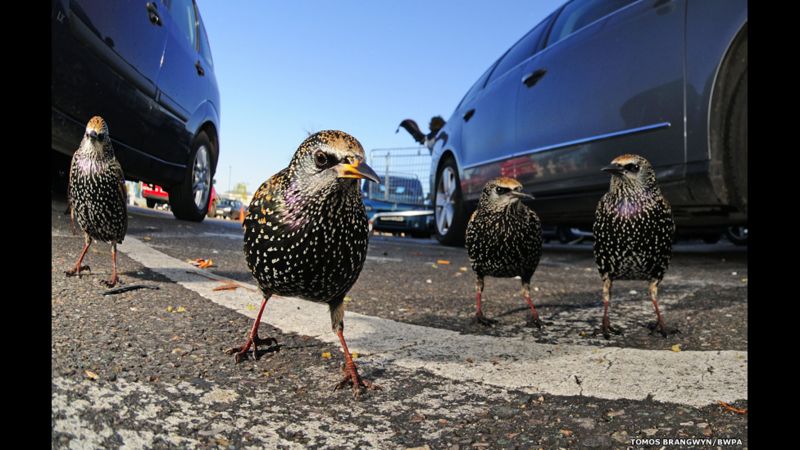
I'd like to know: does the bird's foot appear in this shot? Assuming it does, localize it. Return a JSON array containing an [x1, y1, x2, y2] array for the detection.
[[65, 265, 91, 278], [225, 333, 279, 363], [647, 321, 679, 338], [101, 276, 122, 288], [525, 316, 545, 329], [472, 313, 497, 327], [593, 323, 623, 340], [334, 364, 380, 400]]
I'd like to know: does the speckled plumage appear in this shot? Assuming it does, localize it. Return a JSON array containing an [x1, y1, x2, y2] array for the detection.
[[465, 177, 544, 327], [65, 116, 127, 287], [230, 130, 381, 398], [244, 131, 370, 303], [593, 154, 675, 338]]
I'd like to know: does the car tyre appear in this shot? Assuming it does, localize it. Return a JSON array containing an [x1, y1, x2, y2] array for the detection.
[[725, 225, 747, 246], [169, 132, 214, 222], [433, 155, 467, 246], [724, 69, 747, 216]]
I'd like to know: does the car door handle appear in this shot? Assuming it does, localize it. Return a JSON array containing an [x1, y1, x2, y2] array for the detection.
[[462, 109, 475, 122], [195, 61, 205, 76], [522, 69, 547, 88], [146, 2, 161, 26]]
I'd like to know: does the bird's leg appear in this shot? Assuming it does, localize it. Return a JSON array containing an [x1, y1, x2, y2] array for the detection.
[[226, 295, 278, 363], [600, 277, 622, 339], [65, 234, 92, 277], [648, 281, 671, 338], [101, 243, 122, 287], [68, 205, 78, 235], [472, 276, 496, 326], [522, 281, 543, 329], [330, 300, 379, 399], [334, 327, 380, 399]]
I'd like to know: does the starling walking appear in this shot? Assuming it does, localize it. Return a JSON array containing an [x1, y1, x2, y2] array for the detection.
[[465, 177, 544, 327], [593, 154, 675, 339], [65, 116, 128, 287], [227, 130, 381, 398]]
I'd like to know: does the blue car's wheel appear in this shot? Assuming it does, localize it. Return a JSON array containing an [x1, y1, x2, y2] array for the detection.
[[434, 156, 467, 246], [169, 132, 214, 222]]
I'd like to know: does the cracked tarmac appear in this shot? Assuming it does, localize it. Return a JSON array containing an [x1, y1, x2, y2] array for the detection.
[[51, 197, 748, 448]]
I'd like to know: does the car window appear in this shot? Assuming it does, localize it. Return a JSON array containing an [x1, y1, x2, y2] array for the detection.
[[457, 62, 497, 109], [197, 13, 214, 66], [487, 17, 551, 85], [170, 0, 198, 49], [547, 0, 637, 46]]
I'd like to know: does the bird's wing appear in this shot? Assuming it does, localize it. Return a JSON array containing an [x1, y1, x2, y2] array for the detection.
[[111, 158, 128, 239], [245, 168, 291, 231], [67, 151, 78, 233], [111, 159, 128, 207], [396, 119, 426, 145]]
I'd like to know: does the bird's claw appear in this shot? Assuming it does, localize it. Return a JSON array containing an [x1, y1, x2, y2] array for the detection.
[[334, 365, 380, 399], [648, 321, 679, 338], [101, 276, 122, 288], [472, 313, 497, 327], [526, 316, 544, 329], [594, 323, 623, 340], [225, 334, 279, 363], [65, 265, 91, 278]]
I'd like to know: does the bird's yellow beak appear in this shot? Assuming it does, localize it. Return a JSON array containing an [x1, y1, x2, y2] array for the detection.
[[336, 160, 381, 184]]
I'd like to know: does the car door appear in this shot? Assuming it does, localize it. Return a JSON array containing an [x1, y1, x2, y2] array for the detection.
[[152, 0, 209, 164], [514, 0, 686, 196], [52, 0, 167, 154], [458, 16, 554, 200]]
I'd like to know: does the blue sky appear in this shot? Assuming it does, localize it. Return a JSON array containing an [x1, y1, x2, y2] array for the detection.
[[196, 0, 564, 194]]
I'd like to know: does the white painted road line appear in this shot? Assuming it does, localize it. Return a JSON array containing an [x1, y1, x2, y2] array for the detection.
[[119, 236, 747, 407]]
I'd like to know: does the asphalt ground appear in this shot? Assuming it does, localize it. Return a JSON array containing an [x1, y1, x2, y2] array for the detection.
[[51, 195, 748, 449]]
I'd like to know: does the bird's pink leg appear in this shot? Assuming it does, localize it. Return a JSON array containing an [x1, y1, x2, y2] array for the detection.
[[226, 295, 278, 363], [473, 276, 496, 326], [65, 235, 92, 277], [334, 327, 379, 399], [649, 281, 668, 337], [601, 277, 622, 339], [522, 282, 543, 328], [101, 243, 121, 287]]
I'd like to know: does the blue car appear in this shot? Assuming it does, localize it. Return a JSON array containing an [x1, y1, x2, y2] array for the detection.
[[430, 0, 747, 245], [52, 0, 221, 222]]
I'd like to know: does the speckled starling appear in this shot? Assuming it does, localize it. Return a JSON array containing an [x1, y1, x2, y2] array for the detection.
[[65, 116, 128, 287], [226, 130, 381, 398], [593, 154, 675, 338], [465, 177, 544, 327]]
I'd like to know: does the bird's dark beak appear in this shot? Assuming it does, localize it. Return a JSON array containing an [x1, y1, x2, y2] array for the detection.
[[601, 164, 624, 175], [510, 191, 534, 200], [87, 129, 98, 140], [336, 160, 380, 184]]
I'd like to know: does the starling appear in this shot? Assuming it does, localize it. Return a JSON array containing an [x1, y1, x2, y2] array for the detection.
[[593, 154, 675, 338], [65, 116, 128, 287], [227, 130, 381, 398], [465, 177, 544, 327]]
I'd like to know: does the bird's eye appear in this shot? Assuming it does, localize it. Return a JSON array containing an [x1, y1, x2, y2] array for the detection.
[[314, 151, 328, 168], [495, 186, 509, 195], [98, 132, 106, 140], [624, 163, 639, 172]]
